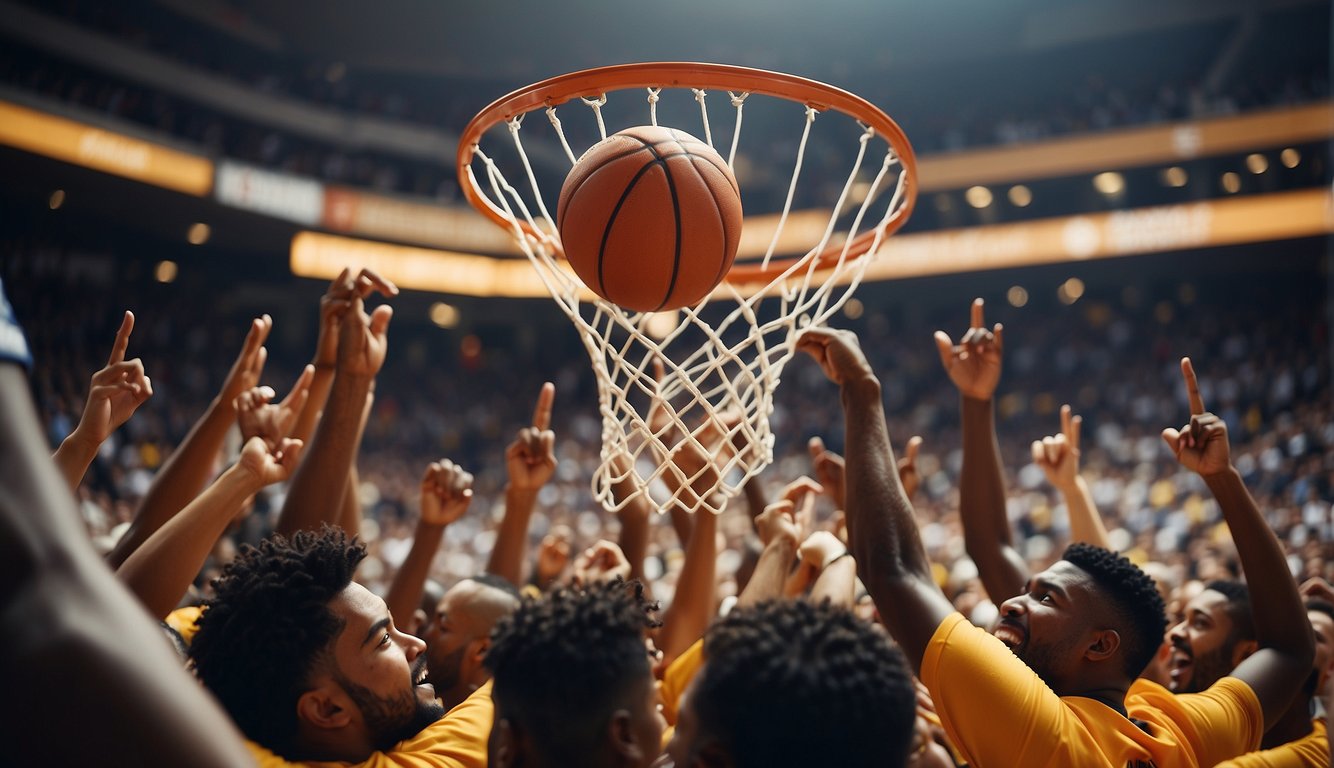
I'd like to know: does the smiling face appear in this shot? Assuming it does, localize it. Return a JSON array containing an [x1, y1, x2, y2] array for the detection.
[[327, 583, 445, 751], [1166, 589, 1245, 693], [994, 561, 1109, 695]]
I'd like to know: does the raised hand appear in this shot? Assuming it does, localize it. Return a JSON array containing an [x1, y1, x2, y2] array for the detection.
[[335, 290, 393, 379], [808, 436, 846, 510], [73, 310, 154, 446], [898, 435, 924, 499], [234, 435, 303, 488], [796, 327, 877, 387], [1031, 405, 1082, 490], [755, 496, 802, 548], [799, 530, 847, 571], [313, 267, 398, 369], [419, 458, 474, 527], [934, 298, 1004, 400], [535, 525, 572, 587], [506, 382, 557, 491], [1161, 358, 1231, 476], [235, 366, 314, 449], [219, 315, 272, 407], [573, 539, 632, 586]]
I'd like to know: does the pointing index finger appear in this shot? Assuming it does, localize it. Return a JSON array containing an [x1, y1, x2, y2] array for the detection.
[[108, 310, 134, 365], [532, 381, 555, 430], [970, 298, 984, 330], [1181, 357, 1204, 415]]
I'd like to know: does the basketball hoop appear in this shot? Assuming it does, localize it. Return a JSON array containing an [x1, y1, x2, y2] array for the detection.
[[457, 62, 917, 515]]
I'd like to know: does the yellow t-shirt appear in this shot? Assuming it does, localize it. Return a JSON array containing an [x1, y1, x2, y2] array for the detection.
[[245, 679, 492, 767], [921, 612, 1264, 768], [165, 605, 204, 646], [659, 638, 704, 727], [1216, 719, 1328, 768]]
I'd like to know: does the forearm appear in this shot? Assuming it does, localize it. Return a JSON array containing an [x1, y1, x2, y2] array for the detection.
[[385, 521, 446, 627], [117, 466, 256, 619], [1062, 475, 1111, 549], [742, 476, 768, 521], [107, 397, 236, 568], [809, 554, 857, 608], [337, 465, 362, 536], [277, 372, 372, 535], [0, 366, 253, 766], [52, 430, 100, 492], [488, 485, 538, 585], [738, 536, 797, 608], [610, 459, 651, 584], [289, 366, 334, 445], [658, 507, 718, 665], [1206, 468, 1311, 658], [960, 396, 1027, 601], [842, 376, 952, 669]]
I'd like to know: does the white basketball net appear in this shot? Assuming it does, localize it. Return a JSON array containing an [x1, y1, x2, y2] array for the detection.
[[463, 83, 911, 516]]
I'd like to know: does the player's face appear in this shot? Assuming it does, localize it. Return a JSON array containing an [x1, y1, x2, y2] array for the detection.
[[329, 583, 445, 750], [422, 582, 484, 706], [994, 561, 1101, 694], [1309, 610, 1334, 688], [1166, 589, 1241, 693], [664, 677, 704, 768]]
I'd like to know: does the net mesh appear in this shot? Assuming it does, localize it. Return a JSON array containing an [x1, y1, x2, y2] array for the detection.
[[462, 79, 911, 515]]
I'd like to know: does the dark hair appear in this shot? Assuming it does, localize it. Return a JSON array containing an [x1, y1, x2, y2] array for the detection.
[[189, 526, 365, 756], [485, 579, 659, 765], [691, 599, 916, 768], [1062, 543, 1168, 679], [1204, 580, 1255, 641]]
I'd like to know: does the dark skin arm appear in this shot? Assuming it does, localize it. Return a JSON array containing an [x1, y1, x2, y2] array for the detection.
[[609, 451, 651, 585], [799, 327, 955, 672], [935, 298, 1028, 603], [385, 459, 473, 627], [0, 361, 253, 766], [106, 314, 271, 568], [1164, 358, 1313, 728], [488, 383, 555, 585]]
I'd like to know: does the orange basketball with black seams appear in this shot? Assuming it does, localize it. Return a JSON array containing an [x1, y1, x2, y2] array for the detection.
[[556, 125, 743, 313]]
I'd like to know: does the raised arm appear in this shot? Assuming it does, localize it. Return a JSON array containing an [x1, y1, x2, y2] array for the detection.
[[0, 284, 253, 766], [656, 500, 719, 667], [117, 435, 302, 619], [803, 531, 855, 608], [737, 499, 801, 608], [53, 311, 153, 492], [278, 281, 393, 535], [799, 327, 954, 671], [935, 298, 1028, 603], [106, 314, 270, 568], [608, 451, 651, 585], [488, 382, 556, 585], [1164, 358, 1313, 727], [1032, 404, 1110, 549], [385, 459, 473, 627]]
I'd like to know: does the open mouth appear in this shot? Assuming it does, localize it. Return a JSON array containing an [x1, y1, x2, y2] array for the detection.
[[993, 622, 1026, 651], [412, 661, 432, 690], [1169, 648, 1192, 685]]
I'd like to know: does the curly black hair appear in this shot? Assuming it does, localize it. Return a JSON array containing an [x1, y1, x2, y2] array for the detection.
[[690, 599, 916, 768], [485, 579, 659, 766], [189, 526, 365, 757], [1204, 579, 1254, 641], [1062, 543, 1168, 679]]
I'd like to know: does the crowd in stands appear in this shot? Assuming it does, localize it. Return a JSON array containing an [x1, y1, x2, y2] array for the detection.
[[0, 0, 1326, 204]]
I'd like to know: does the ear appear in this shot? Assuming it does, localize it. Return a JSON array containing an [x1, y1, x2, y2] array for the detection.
[[609, 709, 645, 763], [296, 682, 353, 730], [1232, 639, 1259, 666], [490, 718, 520, 768], [1084, 629, 1121, 663]]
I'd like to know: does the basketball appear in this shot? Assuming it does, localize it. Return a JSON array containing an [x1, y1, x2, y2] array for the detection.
[[556, 125, 743, 313]]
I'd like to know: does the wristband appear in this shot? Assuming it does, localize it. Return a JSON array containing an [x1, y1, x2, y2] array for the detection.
[[0, 278, 32, 371], [823, 550, 852, 570]]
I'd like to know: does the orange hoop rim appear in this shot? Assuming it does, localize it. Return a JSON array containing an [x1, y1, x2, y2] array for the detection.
[[456, 61, 917, 285]]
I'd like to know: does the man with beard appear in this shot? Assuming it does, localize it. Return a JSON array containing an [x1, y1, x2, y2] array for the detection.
[[190, 526, 490, 766], [798, 324, 1312, 767], [1166, 580, 1256, 693], [422, 574, 522, 711]]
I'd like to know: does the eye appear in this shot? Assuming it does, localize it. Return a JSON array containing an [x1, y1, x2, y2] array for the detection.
[[1038, 593, 1054, 604], [380, 632, 391, 647]]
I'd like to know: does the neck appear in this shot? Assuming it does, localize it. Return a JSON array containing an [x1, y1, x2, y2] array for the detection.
[[293, 728, 373, 764], [1067, 683, 1132, 717], [1260, 695, 1314, 749]]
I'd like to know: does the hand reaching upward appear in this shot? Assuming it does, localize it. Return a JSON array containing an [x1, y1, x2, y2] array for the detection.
[[419, 458, 474, 527], [234, 436, 304, 488], [796, 326, 877, 387], [313, 268, 399, 369], [506, 382, 557, 491], [1161, 358, 1231, 476], [74, 310, 154, 446], [219, 315, 271, 407], [897, 435, 924, 500], [934, 298, 1003, 401], [1031, 405, 1082, 491], [235, 366, 314, 449]]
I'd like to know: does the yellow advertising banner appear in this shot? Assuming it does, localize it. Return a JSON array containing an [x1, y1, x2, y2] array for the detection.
[[0, 100, 213, 196]]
